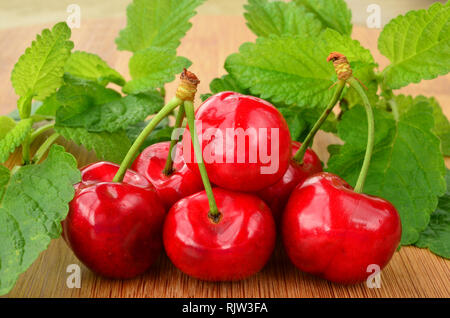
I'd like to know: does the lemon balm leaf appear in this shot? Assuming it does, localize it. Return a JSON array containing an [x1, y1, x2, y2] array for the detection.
[[0, 119, 33, 163], [64, 51, 125, 86], [225, 30, 375, 108], [0, 145, 80, 295], [116, 0, 205, 52], [244, 0, 322, 37], [294, 0, 352, 35], [123, 47, 191, 94], [11, 22, 73, 103], [378, 2, 450, 89]]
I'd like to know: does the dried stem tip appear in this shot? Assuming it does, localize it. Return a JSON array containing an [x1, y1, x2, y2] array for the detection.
[[327, 52, 352, 81], [176, 68, 200, 101]]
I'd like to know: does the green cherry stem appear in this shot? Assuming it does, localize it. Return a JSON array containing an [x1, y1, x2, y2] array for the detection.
[[29, 123, 55, 144], [184, 100, 220, 220], [348, 76, 375, 194], [113, 69, 200, 183], [162, 105, 186, 176], [112, 96, 183, 182], [32, 132, 60, 164], [293, 79, 346, 163]]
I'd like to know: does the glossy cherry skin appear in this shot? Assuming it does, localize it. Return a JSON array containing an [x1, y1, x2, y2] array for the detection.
[[182, 91, 292, 192], [256, 141, 322, 222], [131, 141, 203, 210], [163, 188, 276, 281], [282, 172, 402, 284], [62, 162, 166, 279]]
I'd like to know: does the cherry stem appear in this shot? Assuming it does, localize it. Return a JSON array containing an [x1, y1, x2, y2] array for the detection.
[[22, 137, 31, 165], [293, 79, 346, 164], [349, 77, 375, 194], [113, 69, 199, 183], [113, 96, 183, 183], [30, 123, 55, 144], [32, 132, 59, 164], [162, 105, 186, 176], [184, 100, 220, 218]]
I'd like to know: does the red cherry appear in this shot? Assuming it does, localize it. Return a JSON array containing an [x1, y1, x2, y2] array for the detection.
[[62, 162, 166, 279], [163, 188, 276, 281], [182, 91, 292, 192], [256, 141, 322, 222], [131, 141, 203, 210], [282, 172, 402, 284]]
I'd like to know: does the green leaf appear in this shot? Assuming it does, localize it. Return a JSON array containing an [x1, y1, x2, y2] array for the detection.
[[415, 168, 450, 259], [244, 0, 322, 37], [126, 118, 173, 151], [327, 104, 446, 245], [116, 0, 205, 52], [55, 126, 131, 164], [395, 95, 450, 156], [35, 93, 59, 117], [225, 30, 375, 108], [52, 82, 121, 123], [64, 51, 125, 86], [0, 145, 80, 295], [0, 166, 10, 201], [279, 106, 337, 142], [123, 47, 191, 94], [378, 2, 450, 89], [0, 119, 33, 163], [201, 74, 249, 102], [57, 92, 164, 133], [209, 74, 249, 95], [0, 117, 17, 139], [294, 0, 352, 35], [11, 22, 73, 102]]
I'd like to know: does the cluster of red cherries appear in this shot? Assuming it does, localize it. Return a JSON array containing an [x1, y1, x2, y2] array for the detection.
[[62, 66, 401, 285]]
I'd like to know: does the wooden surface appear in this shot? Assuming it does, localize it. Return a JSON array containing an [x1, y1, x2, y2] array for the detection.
[[1, 16, 450, 298]]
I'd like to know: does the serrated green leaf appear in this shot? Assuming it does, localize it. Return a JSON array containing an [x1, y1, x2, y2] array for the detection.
[[415, 168, 450, 259], [394, 95, 450, 156], [57, 92, 164, 132], [34, 93, 59, 117], [116, 0, 205, 52], [53, 82, 121, 124], [294, 0, 352, 35], [0, 145, 80, 295], [0, 166, 10, 201], [55, 126, 131, 163], [64, 51, 125, 86], [378, 2, 450, 89], [0, 117, 17, 140], [327, 104, 446, 245], [244, 0, 322, 37], [279, 106, 337, 142], [123, 47, 191, 94], [0, 119, 33, 163], [11, 22, 73, 102], [225, 30, 375, 108], [210, 74, 249, 95]]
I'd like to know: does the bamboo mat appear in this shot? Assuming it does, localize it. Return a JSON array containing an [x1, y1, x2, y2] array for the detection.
[[1, 16, 449, 298]]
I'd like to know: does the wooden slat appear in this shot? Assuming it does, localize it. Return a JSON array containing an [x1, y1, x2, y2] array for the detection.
[[1, 16, 449, 298]]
